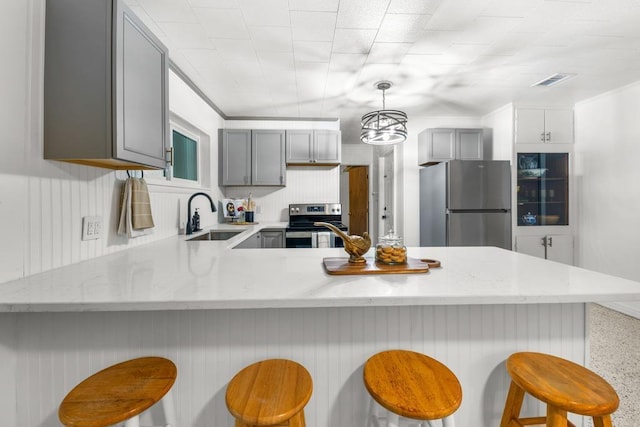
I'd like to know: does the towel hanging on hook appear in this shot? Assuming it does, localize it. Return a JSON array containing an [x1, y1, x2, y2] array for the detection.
[[118, 170, 154, 238]]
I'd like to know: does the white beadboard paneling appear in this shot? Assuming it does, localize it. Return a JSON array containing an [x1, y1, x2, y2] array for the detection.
[[15, 304, 587, 427]]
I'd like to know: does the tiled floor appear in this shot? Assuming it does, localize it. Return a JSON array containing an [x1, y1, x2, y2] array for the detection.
[[589, 304, 640, 427]]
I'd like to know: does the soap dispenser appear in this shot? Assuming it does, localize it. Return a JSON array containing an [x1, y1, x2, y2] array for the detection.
[[192, 208, 201, 231]]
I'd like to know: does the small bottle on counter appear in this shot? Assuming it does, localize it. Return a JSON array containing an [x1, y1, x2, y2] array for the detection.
[[376, 232, 407, 265], [193, 208, 200, 231]]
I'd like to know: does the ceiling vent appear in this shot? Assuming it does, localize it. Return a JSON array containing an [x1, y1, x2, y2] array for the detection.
[[531, 73, 576, 87]]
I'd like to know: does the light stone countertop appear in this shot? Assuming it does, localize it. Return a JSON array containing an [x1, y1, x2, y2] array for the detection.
[[2, 222, 640, 312]]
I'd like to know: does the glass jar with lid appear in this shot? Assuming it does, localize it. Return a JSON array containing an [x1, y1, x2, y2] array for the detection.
[[375, 232, 407, 265]]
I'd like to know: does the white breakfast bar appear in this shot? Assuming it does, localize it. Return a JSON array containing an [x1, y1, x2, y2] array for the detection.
[[2, 223, 640, 427]]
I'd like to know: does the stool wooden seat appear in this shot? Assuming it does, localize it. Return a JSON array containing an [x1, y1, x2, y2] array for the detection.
[[58, 356, 177, 427], [363, 350, 462, 426], [500, 352, 619, 427], [225, 359, 313, 427]]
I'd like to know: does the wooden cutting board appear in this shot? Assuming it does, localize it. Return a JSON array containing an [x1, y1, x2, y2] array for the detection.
[[322, 257, 431, 275]]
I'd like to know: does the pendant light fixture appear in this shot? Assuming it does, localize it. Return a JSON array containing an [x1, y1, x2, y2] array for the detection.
[[360, 81, 408, 145]]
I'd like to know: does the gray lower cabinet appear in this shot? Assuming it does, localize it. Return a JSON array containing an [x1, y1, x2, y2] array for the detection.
[[260, 230, 285, 248], [234, 232, 262, 249], [286, 130, 341, 165], [418, 128, 484, 166], [234, 229, 284, 249], [221, 129, 286, 186], [44, 0, 169, 170]]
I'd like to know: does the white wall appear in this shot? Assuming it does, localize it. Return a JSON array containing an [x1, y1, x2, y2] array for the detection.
[[574, 82, 640, 318], [482, 104, 514, 161]]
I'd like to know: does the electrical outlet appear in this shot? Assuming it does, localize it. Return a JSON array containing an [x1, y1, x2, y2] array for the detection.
[[82, 216, 103, 240]]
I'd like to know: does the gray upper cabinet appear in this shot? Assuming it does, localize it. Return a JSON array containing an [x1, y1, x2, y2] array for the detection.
[[286, 130, 341, 165], [221, 129, 252, 185], [220, 129, 285, 186], [418, 128, 484, 165], [44, 0, 169, 170]]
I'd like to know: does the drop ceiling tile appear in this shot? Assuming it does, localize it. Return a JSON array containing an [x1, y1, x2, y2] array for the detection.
[[291, 11, 337, 42], [332, 28, 377, 54], [257, 51, 295, 70], [290, 0, 339, 12], [239, 0, 290, 26], [157, 22, 214, 48], [388, 0, 444, 14], [400, 54, 459, 76], [376, 13, 432, 43], [137, 0, 197, 22], [366, 42, 412, 64], [479, 0, 542, 18], [336, 0, 388, 29], [425, 1, 485, 31], [356, 63, 402, 93], [408, 30, 457, 54], [180, 48, 223, 69], [325, 72, 360, 101], [454, 16, 524, 45], [211, 39, 261, 66], [293, 41, 333, 62], [187, 0, 239, 7], [195, 8, 249, 39], [329, 53, 368, 71], [487, 31, 537, 56], [249, 26, 293, 52]]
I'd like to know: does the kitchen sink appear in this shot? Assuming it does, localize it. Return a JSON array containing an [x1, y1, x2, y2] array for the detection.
[[187, 230, 242, 241]]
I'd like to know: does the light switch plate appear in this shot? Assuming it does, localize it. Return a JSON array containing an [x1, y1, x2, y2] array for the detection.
[[82, 216, 103, 240]]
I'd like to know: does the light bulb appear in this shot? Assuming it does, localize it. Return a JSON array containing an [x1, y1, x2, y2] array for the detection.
[[382, 132, 390, 141]]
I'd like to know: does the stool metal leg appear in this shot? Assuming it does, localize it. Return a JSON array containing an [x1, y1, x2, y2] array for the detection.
[[367, 397, 381, 427], [387, 411, 400, 427], [161, 388, 177, 427], [124, 416, 141, 427]]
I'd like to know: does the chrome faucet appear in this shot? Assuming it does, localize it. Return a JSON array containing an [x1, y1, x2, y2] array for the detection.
[[186, 192, 216, 235]]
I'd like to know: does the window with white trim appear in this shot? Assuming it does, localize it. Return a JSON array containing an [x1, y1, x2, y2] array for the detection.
[[146, 115, 210, 189]]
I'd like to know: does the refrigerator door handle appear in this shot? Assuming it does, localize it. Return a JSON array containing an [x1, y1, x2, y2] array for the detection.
[[447, 209, 511, 214]]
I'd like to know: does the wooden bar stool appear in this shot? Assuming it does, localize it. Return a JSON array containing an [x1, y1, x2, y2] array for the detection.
[[363, 350, 462, 427], [499, 352, 619, 427], [58, 356, 177, 427], [225, 358, 313, 427]]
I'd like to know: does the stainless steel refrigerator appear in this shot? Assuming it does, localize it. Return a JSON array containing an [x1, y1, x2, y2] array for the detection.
[[420, 160, 512, 249]]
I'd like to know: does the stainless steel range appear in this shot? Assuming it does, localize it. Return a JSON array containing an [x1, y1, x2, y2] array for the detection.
[[286, 203, 347, 248]]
